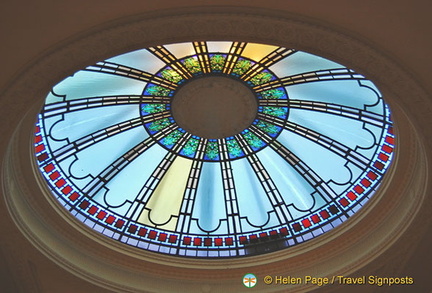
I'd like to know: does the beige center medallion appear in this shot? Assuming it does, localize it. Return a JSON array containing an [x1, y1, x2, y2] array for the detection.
[[171, 76, 258, 139]]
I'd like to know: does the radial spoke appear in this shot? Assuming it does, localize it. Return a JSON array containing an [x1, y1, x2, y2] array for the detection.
[[192, 41, 211, 74], [241, 48, 296, 81], [222, 42, 247, 75], [148, 46, 193, 79], [85, 61, 178, 90], [253, 69, 366, 92], [219, 138, 242, 235], [176, 139, 207, 233]]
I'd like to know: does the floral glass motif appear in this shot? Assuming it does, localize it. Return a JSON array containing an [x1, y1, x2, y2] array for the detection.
[[34, 41, 394, 258]]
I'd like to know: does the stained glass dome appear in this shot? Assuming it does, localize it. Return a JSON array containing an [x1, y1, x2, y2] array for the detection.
[[34, 41, 394, 258]]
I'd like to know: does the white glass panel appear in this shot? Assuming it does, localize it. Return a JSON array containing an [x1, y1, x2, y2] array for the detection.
[[165, 42, 195, 59], [107, 49, 166, 73], [270, 51, 344, 77], [50, 70, 145, 103], [207, 41, 233, 53]]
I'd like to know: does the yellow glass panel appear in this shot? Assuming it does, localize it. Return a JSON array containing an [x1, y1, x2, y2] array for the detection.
[[138, 156, 193, 230], [241, 43, 278, 62]]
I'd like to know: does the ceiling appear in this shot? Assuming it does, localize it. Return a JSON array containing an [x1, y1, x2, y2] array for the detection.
[[1, 1, 431, 292]]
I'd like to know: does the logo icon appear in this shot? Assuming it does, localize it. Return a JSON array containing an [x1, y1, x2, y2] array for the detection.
[[243, 273, 257, 288]]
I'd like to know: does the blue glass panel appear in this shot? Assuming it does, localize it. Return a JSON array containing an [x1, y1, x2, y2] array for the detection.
[[257, 148, 315, 213], [288, 108, 375, 151], [231, 158, 279, 229], [48, 105, 139, 142], [287, 80, 379, 109], [191, 162, 226, 233], [277, 129, 352, 193], [92, 144, 168, 208], [68, 127, 150, 185]]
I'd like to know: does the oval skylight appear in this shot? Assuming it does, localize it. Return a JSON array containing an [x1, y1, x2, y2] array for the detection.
[[34, 41, 394, 258]]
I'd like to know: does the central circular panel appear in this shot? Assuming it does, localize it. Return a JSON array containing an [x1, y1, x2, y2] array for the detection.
[[171, 76, 257, 139]]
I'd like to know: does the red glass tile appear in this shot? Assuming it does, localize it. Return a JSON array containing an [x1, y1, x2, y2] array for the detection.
[[183, 237, 192, 245], [239, 236, 248, 244], [388, 126, 393, 135], [55, 179, 66, 187], [367, 171, 378, 181], [35, 144, 45, 153], [34, 135, 42, 143], [378, 153, 389, 162], [43, 163, 55, 173], [347, 191, 357, 201], [361, 178, 371, 187], [302, 218, 312, 228], [158, 233, 167, 242], [320, 210, 330, 219], [148, 230, 157, 239], [79, 200, 89, 210], [354, 185, 364, 194], [382, 145, 393, 154], [279, 227, 289, 236], [259, 232, 268, 239], [49, 171, 60, 180], [61, 186, 72, 195], [214, 238, 223, 246], [138, 228, 147, 237], [37, 153, 48, 162], [35, 125, 40, 133], [339, 197, 349, 207], [269, 230, 278, 236], [128, 225, 137, 234], [329, 205, 339, 215], [69, 192, 79, 201], [169, 235, 178, 244], [88, 206, 98, 215], [105, 215, 116, 224], [292, 223, 302, 232], [249, 234, 258, 243], [193, 237, 202, 246], [115, 219, 125, 228], [96, 210, 107, 220], [204, 238, 212, 246], [385, 136, 394, 145], [311, 214, 320, 224], [374, 161, 384, 170], [225, 237, 233, 246]]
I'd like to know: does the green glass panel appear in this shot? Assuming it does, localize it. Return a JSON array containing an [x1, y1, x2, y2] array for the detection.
[[233, 59, 252, 75], [183, 57, 201, 74], [161, 69, 183, 83], [210, 55, 226, 71]]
